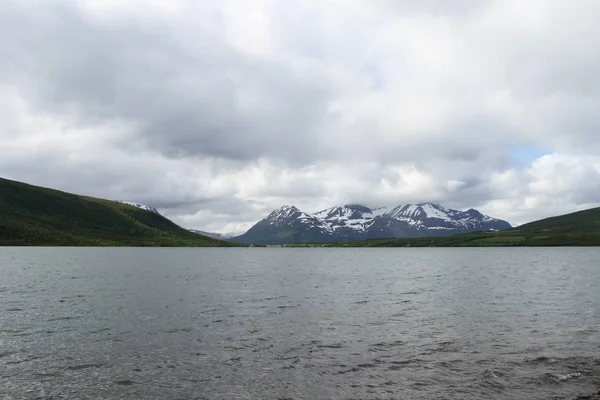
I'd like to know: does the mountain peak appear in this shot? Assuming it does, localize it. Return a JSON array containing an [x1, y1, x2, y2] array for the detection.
[[314, 204, 374, 222], [262, 205, 312, 226], [267, 205, 299, 217]]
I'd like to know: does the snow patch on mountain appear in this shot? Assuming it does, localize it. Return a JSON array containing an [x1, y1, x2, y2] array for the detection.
[[384, 203, 455, 224], [314, 205, 376, 232], [118, 201, 160, 214]]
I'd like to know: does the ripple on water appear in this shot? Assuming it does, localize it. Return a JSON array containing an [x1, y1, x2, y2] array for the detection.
[[5, 354, 46, 365], [65, 363, 107, 371], [316, 343, 345, 349], [47, 316, 81, 322], [368, 340, 405, 352], [115, 379, 138, 386]]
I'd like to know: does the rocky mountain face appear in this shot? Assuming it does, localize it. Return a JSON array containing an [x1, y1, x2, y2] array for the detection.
[[232, 203, 512, 245]]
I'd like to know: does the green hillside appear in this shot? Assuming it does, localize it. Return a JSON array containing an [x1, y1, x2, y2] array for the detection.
[[329, 207, 600, 247], [233, 225, 333, 245], [0, 177, 239, 247]]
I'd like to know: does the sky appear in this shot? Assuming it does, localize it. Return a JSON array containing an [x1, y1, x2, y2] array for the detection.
[[2, 0, 600, 234]]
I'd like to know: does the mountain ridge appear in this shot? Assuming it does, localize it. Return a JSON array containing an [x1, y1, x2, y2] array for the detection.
[[233, 202, 511, 244], [329, 206, 600, 247]]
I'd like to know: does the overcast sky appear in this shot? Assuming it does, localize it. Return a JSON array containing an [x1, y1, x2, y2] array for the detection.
[[2, 0, 600, 233]]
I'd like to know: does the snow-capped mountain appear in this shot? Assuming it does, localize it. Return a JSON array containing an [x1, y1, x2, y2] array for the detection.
[[263, 205, 333, 233], [233, 203, 511, 244], [189, 229, 237, 240], [232, 205, 335, 245], [363, 203, 509, 239], [117, 201, 160, 214]]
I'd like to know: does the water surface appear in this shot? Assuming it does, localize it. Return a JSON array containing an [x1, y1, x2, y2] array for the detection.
[[1, 247, 599, 399]]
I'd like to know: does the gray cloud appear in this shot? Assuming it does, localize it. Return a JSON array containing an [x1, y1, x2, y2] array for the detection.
[[1, 1, 336, 164], [1, 0, 600, 232]]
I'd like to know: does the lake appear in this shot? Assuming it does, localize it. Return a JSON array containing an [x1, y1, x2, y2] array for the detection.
[[1, 247, 599, 399]]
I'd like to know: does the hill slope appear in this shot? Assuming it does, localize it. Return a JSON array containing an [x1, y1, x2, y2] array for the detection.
[[0, 177, 238, 247], [330, 206, 600, 247]]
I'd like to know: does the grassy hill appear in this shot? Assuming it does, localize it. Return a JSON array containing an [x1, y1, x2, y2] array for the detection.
[[326, 207, 600, 247], [0, 177, 240, 247]]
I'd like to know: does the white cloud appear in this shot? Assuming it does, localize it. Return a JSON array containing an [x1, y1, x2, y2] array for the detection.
[[483, 154, 600, 225]]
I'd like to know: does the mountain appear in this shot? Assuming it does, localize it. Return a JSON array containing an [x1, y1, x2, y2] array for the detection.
[[0, 177, 239, 247], [332, 206, 600, 247], [117, 201, 160, 214], [189, 229, 236, 240], [233, 202, 511, 244], [232, 205, 335, 245]]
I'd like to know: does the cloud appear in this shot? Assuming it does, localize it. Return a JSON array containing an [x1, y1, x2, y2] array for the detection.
[[1, 0, 600, 232], [1, 1, 338, 164], [484, 154, 600, 225]]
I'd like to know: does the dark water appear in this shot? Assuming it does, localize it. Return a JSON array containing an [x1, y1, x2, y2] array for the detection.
[[1, 247, 599, 400]]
